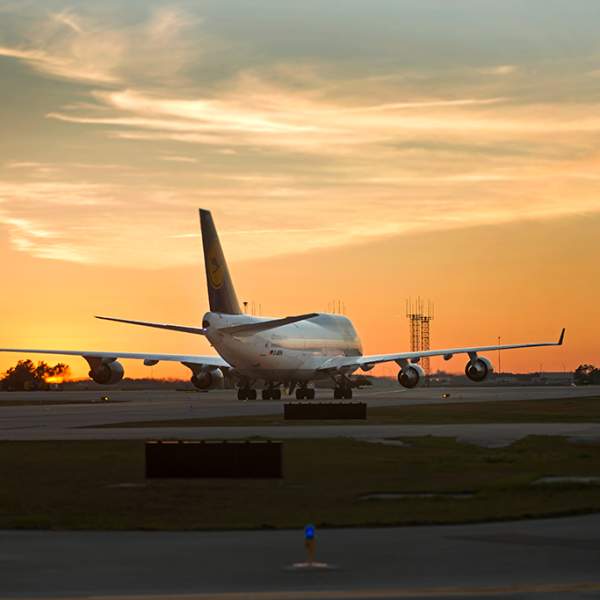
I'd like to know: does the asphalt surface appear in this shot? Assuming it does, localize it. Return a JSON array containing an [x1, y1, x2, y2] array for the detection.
[[3, 514, 600, 599], [1, 386, 599, 447]]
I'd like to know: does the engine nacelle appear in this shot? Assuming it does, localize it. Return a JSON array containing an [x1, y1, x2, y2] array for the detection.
[[397, 363, 425, 389], [191, 367, 224, 390], [89, 361, 125, 385], [465, 356, 493, 382]]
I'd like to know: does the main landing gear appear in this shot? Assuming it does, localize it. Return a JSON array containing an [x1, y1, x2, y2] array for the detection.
[[262, 387, 282, 401], [238, 387, 282, 401], [333, 385, 353, 400], [295, 387, 315, 400], [237, 388, 257, 401]]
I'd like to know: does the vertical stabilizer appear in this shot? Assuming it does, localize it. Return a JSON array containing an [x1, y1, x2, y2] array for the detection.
[[199, 209, 242, 314]]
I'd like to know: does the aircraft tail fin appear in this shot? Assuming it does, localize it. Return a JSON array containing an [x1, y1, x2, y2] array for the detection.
[[199, 209, 242, 315]]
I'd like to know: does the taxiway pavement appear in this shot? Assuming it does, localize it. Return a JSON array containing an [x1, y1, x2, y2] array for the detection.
[[1, 386, 598, 446], [3, 514, 600, 599]]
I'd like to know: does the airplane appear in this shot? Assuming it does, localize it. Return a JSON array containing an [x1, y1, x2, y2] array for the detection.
[[0, 209, 565, 401]]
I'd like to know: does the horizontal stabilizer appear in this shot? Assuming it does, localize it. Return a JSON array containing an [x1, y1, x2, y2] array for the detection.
[[95, 315, 206, 336], [217, 313, 319, 336]]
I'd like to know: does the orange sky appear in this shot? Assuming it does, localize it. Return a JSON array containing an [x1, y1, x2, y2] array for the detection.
[[0, 212, 596, 379], [0, 2, 599, 380]]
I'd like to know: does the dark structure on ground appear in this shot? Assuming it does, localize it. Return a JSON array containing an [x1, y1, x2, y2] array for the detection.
[[284, 402, 367, 420], [145, 440, 282, 478]]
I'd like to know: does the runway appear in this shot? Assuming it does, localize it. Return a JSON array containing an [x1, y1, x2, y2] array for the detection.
[[0, 386, 598, 446], [3, 514, 600, 599]]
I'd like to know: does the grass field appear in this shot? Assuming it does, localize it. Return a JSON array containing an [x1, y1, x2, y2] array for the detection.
[[2, 436, 600, 530], [94, 396, 600, 429]]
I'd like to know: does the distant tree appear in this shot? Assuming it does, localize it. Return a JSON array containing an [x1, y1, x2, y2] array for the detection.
[[574, 364, 600, 386], [1, 360, 70, 391]]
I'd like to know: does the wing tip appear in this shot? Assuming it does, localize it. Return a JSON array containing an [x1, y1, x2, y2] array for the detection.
[[558, 328, 566, 345]]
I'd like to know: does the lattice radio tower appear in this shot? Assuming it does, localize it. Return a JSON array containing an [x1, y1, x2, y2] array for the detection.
[[406, 298, 435, 375]]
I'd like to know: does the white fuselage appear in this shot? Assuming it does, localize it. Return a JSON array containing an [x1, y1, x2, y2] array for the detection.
[[203, 312, 362, 383]]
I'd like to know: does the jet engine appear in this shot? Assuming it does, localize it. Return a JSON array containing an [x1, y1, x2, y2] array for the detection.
[[89, 361, 125, 385], [191, 367, 225, 390], [465, 356, 493, 382], [397, 363, 425, 389]]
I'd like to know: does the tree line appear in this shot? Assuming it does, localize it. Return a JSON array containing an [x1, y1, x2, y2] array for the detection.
[[574, 364, 600, 386], [1, 360, 599, 390], [0, 360, 70, 391]]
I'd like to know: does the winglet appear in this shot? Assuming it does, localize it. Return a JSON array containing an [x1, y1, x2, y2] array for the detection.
[[558, 328, 566, 345]]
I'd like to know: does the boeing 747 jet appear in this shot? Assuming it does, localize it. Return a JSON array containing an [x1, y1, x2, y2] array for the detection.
[[1, 210, 565, 400]]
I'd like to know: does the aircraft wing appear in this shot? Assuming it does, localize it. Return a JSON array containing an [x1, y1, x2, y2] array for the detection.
[[0, 347, 229, 368], [318, 328, 565, 371]]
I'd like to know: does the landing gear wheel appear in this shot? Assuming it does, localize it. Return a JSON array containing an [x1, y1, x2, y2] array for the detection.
[[334, 386, 352, 400], [295, 387, 313, 400], [238, 388, 256, 401]]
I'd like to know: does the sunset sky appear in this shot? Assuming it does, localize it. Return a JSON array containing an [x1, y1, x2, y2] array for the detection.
[[0, 0, 598, 379]]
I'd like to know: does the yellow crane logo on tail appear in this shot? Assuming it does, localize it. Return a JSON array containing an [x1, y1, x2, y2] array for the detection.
[[208, 243, 224, 289]]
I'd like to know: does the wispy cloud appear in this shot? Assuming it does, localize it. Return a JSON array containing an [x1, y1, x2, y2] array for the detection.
[[160, 155, 198, 164], [45, 81, 600, 161], [52, 10, 84, 34], [0, 44, 119, 84], [480, 65, 518, 76], [4, 161, 46, 169], [0, 6, 199, 85], [0, 161, 598, 270], [1, 4, 600, 269]]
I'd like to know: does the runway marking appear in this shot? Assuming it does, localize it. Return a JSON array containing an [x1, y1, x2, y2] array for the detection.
[[10, 582, 600, 600]]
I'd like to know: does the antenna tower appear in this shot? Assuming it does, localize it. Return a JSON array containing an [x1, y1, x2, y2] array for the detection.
[[406, 298, 435, 375]]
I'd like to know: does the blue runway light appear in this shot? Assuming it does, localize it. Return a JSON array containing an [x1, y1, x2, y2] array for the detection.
[[304, 524, 316, 540]]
